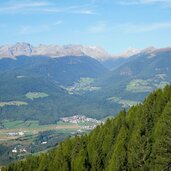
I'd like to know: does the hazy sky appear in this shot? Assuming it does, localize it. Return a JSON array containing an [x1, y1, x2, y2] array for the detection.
[[1, 0, 171, 53]]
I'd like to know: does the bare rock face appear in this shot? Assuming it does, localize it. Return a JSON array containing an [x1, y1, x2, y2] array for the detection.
[[0, 43, 33, 58], [1, 43, 170, 61], [0, 42, 112, 60]]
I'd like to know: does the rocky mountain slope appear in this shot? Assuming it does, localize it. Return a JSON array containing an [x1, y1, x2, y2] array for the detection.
[[0, 43, 111, 60]]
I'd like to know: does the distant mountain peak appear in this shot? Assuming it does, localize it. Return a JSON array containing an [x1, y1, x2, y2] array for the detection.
[[0, 42, 33, 58], [0, 43, 111, 60], [1, 43, 171, 61], [140, 46, 171, 58], [112, 48, 141, 58], [141, 46, 156, 54]]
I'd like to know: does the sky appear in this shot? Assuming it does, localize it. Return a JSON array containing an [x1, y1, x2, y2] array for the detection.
[[0, 0, 171, 53]]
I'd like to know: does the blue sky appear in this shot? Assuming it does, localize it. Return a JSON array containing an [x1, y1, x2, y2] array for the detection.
[[0, 0, 171, 53]]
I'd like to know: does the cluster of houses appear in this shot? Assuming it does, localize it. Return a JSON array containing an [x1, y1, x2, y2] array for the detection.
[[12, 147, 27, 153], [60, 115, 102, 124], [7, 131, 24, 136], [60, 115, 103, 133]]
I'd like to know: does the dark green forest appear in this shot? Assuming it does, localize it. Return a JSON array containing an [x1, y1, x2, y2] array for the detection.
[[2, 85, 171, 171]]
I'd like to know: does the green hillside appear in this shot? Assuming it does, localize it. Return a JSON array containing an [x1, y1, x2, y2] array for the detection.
[[0, 56, 113, 124], [0, 50, 171, 125], [3, 85, 171, 171], [93, 49, 171, 109]]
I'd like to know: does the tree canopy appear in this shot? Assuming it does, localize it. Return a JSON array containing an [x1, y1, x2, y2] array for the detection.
[[3, 85, 171, 171]]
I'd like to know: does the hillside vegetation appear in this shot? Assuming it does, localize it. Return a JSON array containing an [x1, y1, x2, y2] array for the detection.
[[0, 56, 113, 124], [0, 49, 171, 125], [3, 85, 171, 171]]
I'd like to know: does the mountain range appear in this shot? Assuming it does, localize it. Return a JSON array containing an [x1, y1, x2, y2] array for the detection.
[[0, 43, 171, 124], [0, 42, 140, 61], [0, 43, 111, 60]]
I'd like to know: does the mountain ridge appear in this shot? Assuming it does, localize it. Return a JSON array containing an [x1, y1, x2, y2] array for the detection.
[[0, 43, 112, 60], [2, 42, 168, 60], [1, 43, 171, 68], [0, 44, 171, 124]]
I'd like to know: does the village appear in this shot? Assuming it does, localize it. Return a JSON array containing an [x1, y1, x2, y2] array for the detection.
[[60, 115, 102, 124], [5, 115, 103, 155], [60, 115, 103, 132]]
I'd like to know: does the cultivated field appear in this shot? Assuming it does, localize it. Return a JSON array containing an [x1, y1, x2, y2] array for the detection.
[[0, 101, 27, 107], [107, 96, 140, 107], [0, 120, 79, 141], [25, 92, 49, 100]]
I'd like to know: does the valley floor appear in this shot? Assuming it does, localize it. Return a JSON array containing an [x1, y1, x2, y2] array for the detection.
[[0, 115, 103, 166]]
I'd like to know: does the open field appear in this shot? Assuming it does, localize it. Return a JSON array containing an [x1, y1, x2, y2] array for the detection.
[[0, 101, 27, 107], [0, 117, 102, 165], [0, 120, 79, 141], [0, 120, 81, 166], [126, 79, 152, 93], [62, 77, 101, 95], [126, 76, 170, 93], [2, 120, 39, 129], [107, 96, 140, 107], [25, 92, 49, 100]]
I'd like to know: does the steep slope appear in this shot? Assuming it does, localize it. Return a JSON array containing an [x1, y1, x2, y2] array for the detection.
[[0, 55, 108, 85], [3, 85, 171, 171], [0, 55, 112, 124], [101, 57, 130, 70], [101, 48, 140, 70], [95, 47, 171, 107], [1, 45, 171, 125]]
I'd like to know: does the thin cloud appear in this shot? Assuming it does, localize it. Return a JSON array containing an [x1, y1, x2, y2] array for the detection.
[[0, 1, 96, 15], [88, 21, 171, 34], [40, 5, 96, 15], [72, 9, 95, 15], [120, 0, 171, 5], [120, 22, 171, 33], [0, 1, 49, 12], [19, 21, 62, 35]]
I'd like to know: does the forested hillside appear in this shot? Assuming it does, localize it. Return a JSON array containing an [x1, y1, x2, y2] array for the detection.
[[1, 47, 171, 124], [3, 85, 171, 171], [0, 55, 112, 124]]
